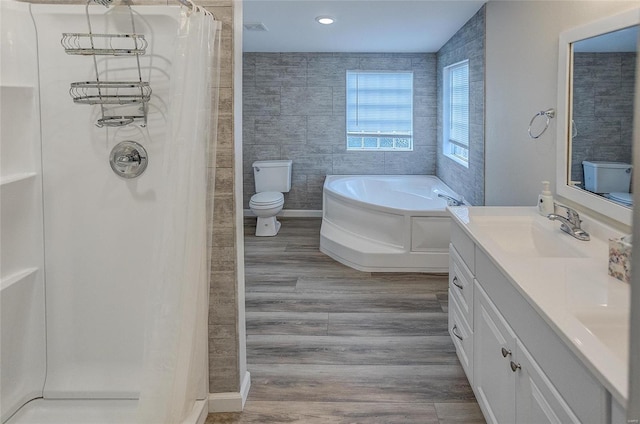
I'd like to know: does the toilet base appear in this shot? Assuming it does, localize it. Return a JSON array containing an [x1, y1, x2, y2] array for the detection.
[[255, 216, 282, 237]]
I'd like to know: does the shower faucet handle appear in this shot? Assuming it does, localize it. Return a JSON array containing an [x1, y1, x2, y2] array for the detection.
[[110, 141, 148, 179], [116, 153, 142, 166]]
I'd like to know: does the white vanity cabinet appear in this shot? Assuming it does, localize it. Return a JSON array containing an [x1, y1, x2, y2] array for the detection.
[[449, 219, 610, 424], [474, 281, 580, 424], [514, 337, 581, 424], [473, 280, 516, 423]]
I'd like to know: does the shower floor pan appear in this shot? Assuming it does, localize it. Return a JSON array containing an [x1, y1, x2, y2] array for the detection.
[[6, 399, 208, 424]]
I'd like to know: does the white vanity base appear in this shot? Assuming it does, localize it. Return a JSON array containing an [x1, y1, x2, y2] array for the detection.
[[447, 206, 629, 423]]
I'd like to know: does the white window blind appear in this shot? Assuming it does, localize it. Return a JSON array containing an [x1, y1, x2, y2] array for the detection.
[[346, 71, 413, 151], [443, 60, 469, 166]]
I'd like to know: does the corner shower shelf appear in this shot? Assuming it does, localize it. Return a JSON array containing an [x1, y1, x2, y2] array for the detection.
[[1, 267, 38, 291], [61, 33, 147, 56], [0, 172, 37, 186]]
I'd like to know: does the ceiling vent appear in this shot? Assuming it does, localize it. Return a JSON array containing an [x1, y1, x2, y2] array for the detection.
[[244, 22, 268, 32]]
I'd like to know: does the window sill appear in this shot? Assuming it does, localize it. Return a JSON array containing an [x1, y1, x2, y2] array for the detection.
[[347, 148, 413, 152], [444, 152, 469, 168]]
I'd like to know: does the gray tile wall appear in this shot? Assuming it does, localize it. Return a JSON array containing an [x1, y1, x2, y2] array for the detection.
[[205, 0, 240, 393], [243, 53, 437, 210], [436, 5, 486, 206], [570, 52, 636, 184]]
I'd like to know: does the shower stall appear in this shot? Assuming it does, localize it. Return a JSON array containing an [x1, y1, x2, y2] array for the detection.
[[0, 0, 219, 422]]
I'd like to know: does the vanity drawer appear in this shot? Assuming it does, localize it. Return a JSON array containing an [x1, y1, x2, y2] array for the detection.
[[449, 289, 473, 385], [451, 222, 475, 272], [449, 244, 474, 328]]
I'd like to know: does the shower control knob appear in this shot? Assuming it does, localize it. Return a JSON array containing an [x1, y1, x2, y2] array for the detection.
[[110, 141, 148, 179]]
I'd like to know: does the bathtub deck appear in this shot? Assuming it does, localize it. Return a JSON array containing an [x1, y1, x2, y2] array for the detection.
[[206, 218, 484, 424]]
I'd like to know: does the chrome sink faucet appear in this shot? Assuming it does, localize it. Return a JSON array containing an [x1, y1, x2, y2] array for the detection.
[[547, 203, 590, 241], [438, 193, 464, 206]]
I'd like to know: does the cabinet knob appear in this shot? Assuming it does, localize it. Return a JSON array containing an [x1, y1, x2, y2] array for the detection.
[[452, 324, 464, 341], [510, 361, 521, 372], [452, 276, 464, 290], [501, 347, 512, 357]]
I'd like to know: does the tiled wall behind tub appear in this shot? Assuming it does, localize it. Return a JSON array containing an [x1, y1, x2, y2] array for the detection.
[[436, 5, 485, 206], [243, 53, 437, 210], [570, 52, 636, 184]]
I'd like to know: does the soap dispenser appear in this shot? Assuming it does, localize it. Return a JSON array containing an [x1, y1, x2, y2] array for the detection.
[[538, 181, 554, 216]]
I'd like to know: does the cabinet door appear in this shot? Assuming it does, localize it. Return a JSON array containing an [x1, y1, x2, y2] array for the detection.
[[474, 281, 517, 424], [514, 339, 580, 424]]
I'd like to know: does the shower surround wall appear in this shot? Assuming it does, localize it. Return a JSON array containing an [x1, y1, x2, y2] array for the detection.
[[436, 5, 486, 206], [243, 53, 437, 210], [13, 0, 241, 402], [0, 1, 45, 418], [570, 52, 636, 184]]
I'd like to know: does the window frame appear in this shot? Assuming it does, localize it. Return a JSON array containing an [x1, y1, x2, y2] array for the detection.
[[443, 59, 470, 167], [345, 70, 414, 152]]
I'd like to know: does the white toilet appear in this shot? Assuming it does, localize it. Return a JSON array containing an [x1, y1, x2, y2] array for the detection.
[[582, 160, 633, 206], [249, 160, 293, 236]]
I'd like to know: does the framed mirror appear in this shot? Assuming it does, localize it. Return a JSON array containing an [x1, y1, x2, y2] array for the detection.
[[556, 9, 639, 226]]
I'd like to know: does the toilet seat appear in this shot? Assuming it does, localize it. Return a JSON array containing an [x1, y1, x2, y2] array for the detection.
[[250, 191, 284, 207], [609, 192, 633, 206]]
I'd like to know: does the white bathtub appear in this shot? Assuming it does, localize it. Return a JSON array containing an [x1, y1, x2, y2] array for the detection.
[[320, 175, 461, 272]]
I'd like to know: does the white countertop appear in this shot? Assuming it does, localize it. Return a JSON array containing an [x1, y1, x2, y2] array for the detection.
[[448, 206, 630, 406]]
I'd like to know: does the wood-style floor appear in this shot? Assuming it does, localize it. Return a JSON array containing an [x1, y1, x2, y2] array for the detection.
[[206, 218, 484, 424]]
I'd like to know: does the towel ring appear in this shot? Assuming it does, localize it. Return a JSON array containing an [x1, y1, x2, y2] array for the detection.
[[528, 108, 555, 139]]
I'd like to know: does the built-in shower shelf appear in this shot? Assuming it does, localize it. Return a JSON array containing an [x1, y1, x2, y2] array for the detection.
[[1, 267, 38, 291], [1, 84, 35, 90], [0, 172, 37, 186], [61, 33, 147, 56]]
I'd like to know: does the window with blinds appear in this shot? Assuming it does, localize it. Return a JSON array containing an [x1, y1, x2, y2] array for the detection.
[[346, 71, 413, 151], [443, 60, 470, 167]]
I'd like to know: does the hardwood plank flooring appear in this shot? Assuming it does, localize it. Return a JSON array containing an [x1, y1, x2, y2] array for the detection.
[[206, 218, 484, 424]]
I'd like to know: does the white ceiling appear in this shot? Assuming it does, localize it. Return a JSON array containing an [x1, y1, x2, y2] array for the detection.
[[243, 0, 487, 53]]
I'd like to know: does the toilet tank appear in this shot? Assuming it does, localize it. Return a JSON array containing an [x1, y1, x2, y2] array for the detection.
[[253, 160, 293, 193], [582, 161, 632, 193]]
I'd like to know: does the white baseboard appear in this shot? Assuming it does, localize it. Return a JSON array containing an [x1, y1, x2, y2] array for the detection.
[[244, 209, 322, 218], [240, 371, 251, 408], [208, 372, 251, 413]]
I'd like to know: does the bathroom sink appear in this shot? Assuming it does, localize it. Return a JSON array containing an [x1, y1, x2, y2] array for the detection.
[[574, 310, 629, 363], [472, 217, 588, 258]]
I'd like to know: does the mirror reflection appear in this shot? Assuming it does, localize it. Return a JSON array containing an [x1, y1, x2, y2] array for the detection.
[[569, 25, 638, 208]]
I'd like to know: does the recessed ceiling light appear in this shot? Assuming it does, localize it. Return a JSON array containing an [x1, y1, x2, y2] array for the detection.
[[315, 16, 335, 25]]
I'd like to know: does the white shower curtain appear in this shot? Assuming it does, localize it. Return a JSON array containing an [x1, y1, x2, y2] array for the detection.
[[137, 4, 220, 423]]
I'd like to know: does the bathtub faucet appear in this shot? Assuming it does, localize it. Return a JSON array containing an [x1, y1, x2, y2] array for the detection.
[[438, 193, 464, 206]]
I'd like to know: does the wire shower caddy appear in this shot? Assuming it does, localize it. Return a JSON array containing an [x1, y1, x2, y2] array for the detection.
[[62, 1, 151, 127]]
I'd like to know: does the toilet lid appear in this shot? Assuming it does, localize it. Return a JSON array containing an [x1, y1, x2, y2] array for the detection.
[[250, 191, 284, 206], [609, 192, 633, 205]]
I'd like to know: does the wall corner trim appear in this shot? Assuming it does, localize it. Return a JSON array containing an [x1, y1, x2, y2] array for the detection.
[[208, 372, 251, 413]]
